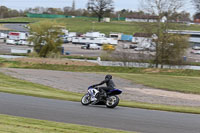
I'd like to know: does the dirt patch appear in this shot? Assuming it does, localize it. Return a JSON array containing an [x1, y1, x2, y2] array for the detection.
[[143, 68, 161, 73], [143, 68, 179, 73], [125, 88, 200, 101], [13, 57, 98, 66]]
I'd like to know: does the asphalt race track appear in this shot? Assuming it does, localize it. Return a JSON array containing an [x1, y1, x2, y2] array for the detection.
[[4, 24, 29, 32], [0, 93, 200, 133]]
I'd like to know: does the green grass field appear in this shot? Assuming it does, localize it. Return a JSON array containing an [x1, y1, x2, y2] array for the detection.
[[0, 114, 134, 133], [1, 17, 200, 35]]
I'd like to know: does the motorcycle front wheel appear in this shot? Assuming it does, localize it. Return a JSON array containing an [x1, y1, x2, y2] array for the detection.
[[106, 95, 119, 108], [81, 94, 91, 105]]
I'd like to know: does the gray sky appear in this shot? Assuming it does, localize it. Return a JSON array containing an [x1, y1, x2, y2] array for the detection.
[[0, 0, 196, 15]]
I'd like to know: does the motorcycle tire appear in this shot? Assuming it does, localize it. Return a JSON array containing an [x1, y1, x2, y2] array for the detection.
[[106, 95, 119, 108], [81, 94, 91, 105]]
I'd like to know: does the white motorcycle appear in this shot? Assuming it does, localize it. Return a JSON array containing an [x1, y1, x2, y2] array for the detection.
[[81, 86, 122, 108]]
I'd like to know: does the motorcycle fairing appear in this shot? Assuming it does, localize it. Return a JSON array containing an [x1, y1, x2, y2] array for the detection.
[[107, 89, 122, 95]]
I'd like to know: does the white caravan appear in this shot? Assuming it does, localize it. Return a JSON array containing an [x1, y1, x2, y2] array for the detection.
[[72, 37, 118, 45], [84, 32, 105, 38], [8, 32, 28, 40]]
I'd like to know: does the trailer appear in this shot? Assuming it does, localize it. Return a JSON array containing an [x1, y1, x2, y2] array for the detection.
[[109, 33, 122, 40], [8, 32, 28, 40], [11, 48, 33, 54], [72, 37, 118, 45], [121, 34, 133, 42], [72, 37, 100, 44], [84, 32, 105, 38]]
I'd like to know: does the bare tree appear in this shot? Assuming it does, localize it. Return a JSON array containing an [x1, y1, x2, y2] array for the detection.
[[87, 0, 114, 22], [193, 0, 200, 12], [110, 50, 153, 67], [0, 6, 22, 18], [140, 0, 189, 68]]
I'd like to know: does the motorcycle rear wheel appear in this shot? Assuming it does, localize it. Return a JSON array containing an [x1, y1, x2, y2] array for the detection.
[[106, 95, 119, 108], [81, 94, 91, 105]]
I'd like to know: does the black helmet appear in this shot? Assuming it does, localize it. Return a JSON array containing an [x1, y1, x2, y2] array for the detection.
[[105, 74, 112, 80]]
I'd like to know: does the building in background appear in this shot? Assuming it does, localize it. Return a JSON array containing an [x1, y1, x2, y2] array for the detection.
[[125, 14, 167, 23]]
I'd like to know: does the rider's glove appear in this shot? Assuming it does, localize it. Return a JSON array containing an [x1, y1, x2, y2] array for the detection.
[[91, 85, 96, 88]]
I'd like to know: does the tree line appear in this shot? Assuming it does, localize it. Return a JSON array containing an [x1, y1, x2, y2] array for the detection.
[[0, 6, 25, 18], [0, 4, 191, 22]]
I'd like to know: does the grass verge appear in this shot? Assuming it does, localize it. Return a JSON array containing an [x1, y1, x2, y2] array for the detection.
[[61, 55, 97, 60], [0, 72, 200, 114], [120, 101, 200, 114], [0, 72, 81, 102], [0, 114, 134, 133], [114, 73, 200, 94]]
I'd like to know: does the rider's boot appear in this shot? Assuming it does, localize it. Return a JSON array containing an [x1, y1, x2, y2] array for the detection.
[[91, 92, 99, 105]]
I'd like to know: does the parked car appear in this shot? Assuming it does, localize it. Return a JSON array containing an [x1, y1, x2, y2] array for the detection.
[[102, 44, 116, 51], [63, 38, 69, 43], [148, 46, 156, 52], [129, 45, 137, 49], [192, 46, 200, 50], [123, 44, 129, 49], [89, 43, 101, 50], [17, 40, 29, 45], [61, 36, 69, 43], [191, 50, 200, 54], [81, 43, 101, 50], [81, 45, 87, 49], [134, 47, 146, 51]]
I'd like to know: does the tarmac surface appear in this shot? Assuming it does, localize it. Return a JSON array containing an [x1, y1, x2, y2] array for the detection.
[[4, 24, 29, 32], [0, 92, 200, 133]]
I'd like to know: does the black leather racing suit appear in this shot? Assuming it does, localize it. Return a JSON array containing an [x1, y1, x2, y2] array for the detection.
[[93, 78, 116, 93]]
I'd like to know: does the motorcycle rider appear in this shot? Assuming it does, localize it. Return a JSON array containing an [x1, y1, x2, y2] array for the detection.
[[91, 74, 116, 102]]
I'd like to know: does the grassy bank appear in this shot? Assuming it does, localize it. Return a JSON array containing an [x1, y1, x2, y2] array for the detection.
[[115, 73, 200, 94], [0, 71, 200, 114], [61, 55, 97, 60], [120, 101, 200, 114], [0, 72, 82, 102], [0, 114, 134, 133]]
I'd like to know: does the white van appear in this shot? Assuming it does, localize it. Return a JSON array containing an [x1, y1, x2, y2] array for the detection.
[[89, 43, 101, 50], [81, 43, 101, 50]]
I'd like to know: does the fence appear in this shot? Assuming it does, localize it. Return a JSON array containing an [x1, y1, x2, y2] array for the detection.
[[27, 13, 126, 21], [27, 13, 66, 18]]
